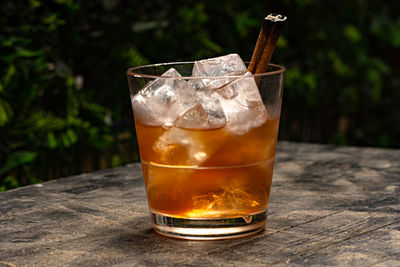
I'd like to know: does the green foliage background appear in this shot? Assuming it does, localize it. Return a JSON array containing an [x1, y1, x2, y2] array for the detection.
[[1, 0, 399, 190]]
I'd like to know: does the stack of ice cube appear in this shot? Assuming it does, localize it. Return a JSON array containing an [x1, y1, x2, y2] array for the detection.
[[131, 54, 267, 135]]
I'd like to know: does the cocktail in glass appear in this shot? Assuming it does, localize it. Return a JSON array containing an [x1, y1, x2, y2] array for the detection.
[[127, 55, 285, 240]]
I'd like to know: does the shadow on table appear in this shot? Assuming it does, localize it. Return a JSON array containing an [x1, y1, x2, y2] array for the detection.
[[98, 217, 269, 264]]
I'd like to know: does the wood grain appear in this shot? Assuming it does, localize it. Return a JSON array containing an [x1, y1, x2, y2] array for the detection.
[[0, 142, 399, 266]]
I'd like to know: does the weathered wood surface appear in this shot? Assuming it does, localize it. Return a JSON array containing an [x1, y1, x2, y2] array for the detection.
[[0, 141, 399, 266]]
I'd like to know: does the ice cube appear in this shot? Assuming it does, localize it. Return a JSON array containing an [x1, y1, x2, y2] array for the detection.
[[197, 90, 226, 127], [173, 87, 227, 129], [191, 54, 247, 89], [152, 127, 195, 164], [174, 100, 226, 130], [191, 188, 261, 217], [153, 90, 228, 166], [212, 72, 267, 135], [193, 54, 248, 77], [174, 103, 208, 129], [216, 83, 238, 99], [131, 68, 197, 127], [153, 126, 228, 166]]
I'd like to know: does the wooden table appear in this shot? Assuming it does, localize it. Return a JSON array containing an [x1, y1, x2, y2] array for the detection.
[[1, 142, 399, 266]]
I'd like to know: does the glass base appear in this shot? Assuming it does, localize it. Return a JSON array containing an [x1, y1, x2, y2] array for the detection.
[[150, 211, 267, 240]]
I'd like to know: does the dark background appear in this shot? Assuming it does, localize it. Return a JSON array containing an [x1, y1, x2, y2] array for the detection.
[[1, 0, 399, 190]]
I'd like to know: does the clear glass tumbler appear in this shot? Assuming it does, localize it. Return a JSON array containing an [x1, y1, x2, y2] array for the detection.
[[127, 62, 285, 240]]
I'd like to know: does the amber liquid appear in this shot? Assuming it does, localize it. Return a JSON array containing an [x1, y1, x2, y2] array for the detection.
[[135, 118, 280, 219]]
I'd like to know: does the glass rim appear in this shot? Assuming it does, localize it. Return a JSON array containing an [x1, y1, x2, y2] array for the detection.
[[126, 61, 286, 80]]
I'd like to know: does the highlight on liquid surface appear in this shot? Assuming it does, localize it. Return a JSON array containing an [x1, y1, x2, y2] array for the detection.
[[135, 117, 280, 219]]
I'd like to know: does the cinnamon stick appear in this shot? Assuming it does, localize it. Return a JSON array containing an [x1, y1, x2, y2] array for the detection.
[[248, 14, 287, 74]]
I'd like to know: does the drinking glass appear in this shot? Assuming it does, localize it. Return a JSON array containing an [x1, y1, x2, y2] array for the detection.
[[127, 62, 285, 240]]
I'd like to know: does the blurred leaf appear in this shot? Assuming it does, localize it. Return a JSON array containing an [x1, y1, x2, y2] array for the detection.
[[370, 9, 400, 47], [1, 37, 31, 47], [43, 13, 66, 31], [30, 0, 41, 8], [0, 176, 20, 191], [344, 25, 361, 43], [0, 152, 37, 176], [235, 11, 258, 37], [196, 35, 223, 57], [61, 132, 71, 147], [43, 14, 58, 24], [178, 3, 208, 31], [131, 21, 168, 33], [18, 112, 67, 134], [3, 64, 16, 88], [277, 36, 288, 49], [66, 86, 79, 119], [66, 128, 78, 144], [366, 68, 382, 101], [0, 103, 7, 125], [47, 132, 58, 149], [15, 47, 44, 58], [0, 99, 14, 126], [55, 0, 74, 5], [121, 47, 149, 67], [328, 50, 350, 77], [284, 67, 300, 88], [111, 154, 120, 167]]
